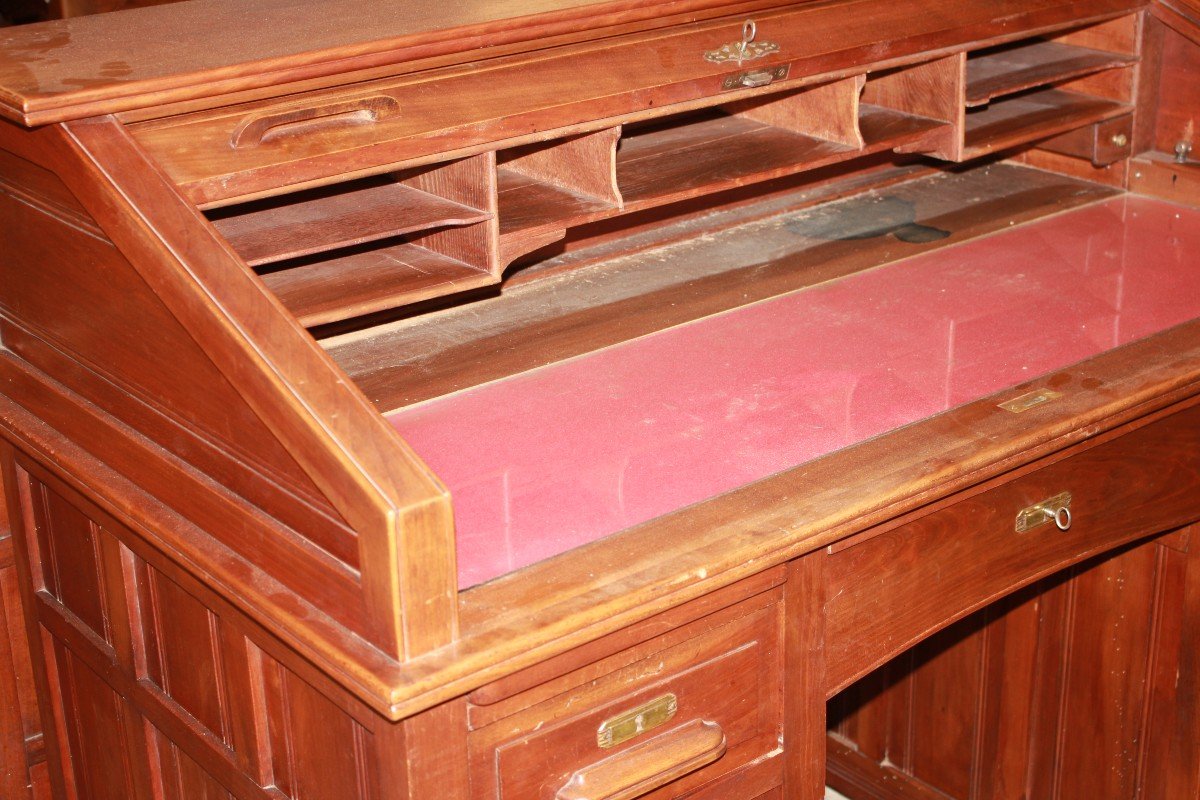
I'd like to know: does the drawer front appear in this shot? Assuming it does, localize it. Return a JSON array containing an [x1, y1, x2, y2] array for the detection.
[[826, 400, 1200, 693], [469, 590, 783, 800]]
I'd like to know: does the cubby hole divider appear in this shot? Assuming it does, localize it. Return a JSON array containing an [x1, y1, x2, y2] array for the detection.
[[496, 127, 623, 266]]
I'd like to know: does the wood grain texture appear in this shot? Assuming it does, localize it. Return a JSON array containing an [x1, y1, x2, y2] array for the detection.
[[966, 39, 1136, 106], [44, 116, 458, 662], [825, 399, 1200, 694], [125, 0, 1140, 203], [468, 587, 784, 799], [330, 166, 1115, 411], [862, 54, 965, 159], [727, 76, 865, 147], [0, 0, 793, 125], [829, 531, 1200, 800], [209, 177, 492, 267], [962, 87, 1130, 158]]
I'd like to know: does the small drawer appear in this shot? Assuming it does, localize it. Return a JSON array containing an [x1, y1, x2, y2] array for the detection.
[[1039, 113, 1133, 166], [468, 589, 783, 800], [826, 400, 1200, 693]]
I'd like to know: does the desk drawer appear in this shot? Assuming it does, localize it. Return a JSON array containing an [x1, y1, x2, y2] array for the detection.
[[826, 400, 1200, 693], [468, 589, 783, 800]]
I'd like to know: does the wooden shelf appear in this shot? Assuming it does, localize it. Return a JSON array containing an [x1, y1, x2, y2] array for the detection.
[[617, 108, 948, 211], [210, 178, 492, 267], [261, 242, 496, 327], [966, 40, 1135, 107], [496, 166, 618, 261], [963, 87, 1130, 159]]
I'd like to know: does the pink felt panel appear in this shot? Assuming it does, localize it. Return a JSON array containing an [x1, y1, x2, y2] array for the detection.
[[388, 196, 1200, 588]]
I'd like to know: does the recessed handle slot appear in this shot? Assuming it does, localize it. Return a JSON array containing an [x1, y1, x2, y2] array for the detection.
[[230, 95, 401, 149], [554, 718, 726, 800]]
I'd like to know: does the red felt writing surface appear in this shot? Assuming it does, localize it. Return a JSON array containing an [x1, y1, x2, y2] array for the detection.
[[389, 197, 1200, 588]]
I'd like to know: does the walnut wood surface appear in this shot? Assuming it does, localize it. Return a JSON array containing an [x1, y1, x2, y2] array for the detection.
[[966, 39, 1137, 106], [0, 0, 791, 125], [209, 177, 492, 267], [0, 3, 1198, 798], [830, 528, 1200, 798], [125, 0, 1140, 204], [825, 399, 1200, 694], [330, 166, 1116, 410], [262, 243, 495, 328], [963, 86, 1131, 158]]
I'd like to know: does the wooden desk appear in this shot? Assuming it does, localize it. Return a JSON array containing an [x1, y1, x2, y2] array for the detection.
[[0, 1, 1197, 798]]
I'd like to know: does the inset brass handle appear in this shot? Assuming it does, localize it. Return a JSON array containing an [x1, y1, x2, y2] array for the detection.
[[555, 719, 726, 800]]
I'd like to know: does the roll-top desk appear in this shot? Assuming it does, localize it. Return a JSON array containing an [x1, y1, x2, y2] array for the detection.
[[0, 1, 1199, 798]]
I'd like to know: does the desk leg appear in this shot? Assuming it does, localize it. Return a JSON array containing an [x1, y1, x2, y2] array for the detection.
[[784, 551, 827, 799]]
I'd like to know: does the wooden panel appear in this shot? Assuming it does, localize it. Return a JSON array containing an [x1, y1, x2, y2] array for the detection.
[[616, 109, 942, 212], [121, 0, 1142, 201], [263, 655, 375, 800], [1052, 544, 1158, 796], [962, 87, 1130, 158], [30, 485, 111, 646], [862, 54, 965, 159], [828, 532, 1200, 800], [1038, 113, 1133, 165], [55, 644, 151, 799], [1153, 25, 1200, 154], [152, 730, 234, 800], [727, 77, 866, 147], [0, 168, 347, 547], [6, 457, 467, 800], [261, 241, 495, 328], [0, 559, 42, 800], [826, 401, 1200, 693], [905, 624, 984, 798], [141, 566, 230, 743], [1140, 528, 1200, 798]]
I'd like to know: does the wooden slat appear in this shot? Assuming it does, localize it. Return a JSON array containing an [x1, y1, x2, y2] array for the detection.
[[966, 40, 1137, 106], [210, 179, 491, 267], [262, 243, 495, 327], [962, 87, 1130, 158]]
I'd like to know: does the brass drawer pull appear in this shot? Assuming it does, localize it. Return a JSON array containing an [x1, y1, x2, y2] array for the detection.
[[229, 95, 401, 149], [1015, 492, 1073, 533], [722, 65, 790, 91], [556, 719, 727, 800]]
